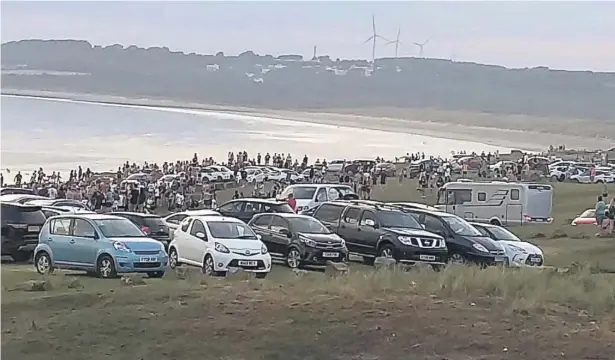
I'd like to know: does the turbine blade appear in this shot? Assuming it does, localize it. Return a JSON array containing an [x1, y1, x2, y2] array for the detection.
[[372, 14, 376, 34], [376, 35, 390, 42], [413, 42, 421, 46], [423, 38, 431, 45], [364, 36, 374, 43]]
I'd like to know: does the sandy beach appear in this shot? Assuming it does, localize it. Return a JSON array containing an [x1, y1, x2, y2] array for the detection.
[[2, 89, 612, 152]]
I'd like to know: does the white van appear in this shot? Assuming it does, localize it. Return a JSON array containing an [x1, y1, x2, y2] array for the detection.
[[279, 184, 357, 212], [434, 181, 553, 226]]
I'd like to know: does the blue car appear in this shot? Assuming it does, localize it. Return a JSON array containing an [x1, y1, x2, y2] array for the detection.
[[34, 213, 168, 278]]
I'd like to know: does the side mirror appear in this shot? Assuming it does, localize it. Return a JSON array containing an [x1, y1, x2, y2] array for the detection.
[[256, 234, 262, 241], [195, 232, 206, 240], [364, 219, 377, 228]]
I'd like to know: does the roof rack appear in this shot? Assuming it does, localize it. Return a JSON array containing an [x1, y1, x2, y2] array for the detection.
[[343, 199, 405, 212]]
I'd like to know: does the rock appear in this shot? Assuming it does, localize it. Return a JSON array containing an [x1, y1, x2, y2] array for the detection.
[[26, 280, 52, 292], [292, 268, 309, 277], [225, 267, 253, 280], [174, 266, 189, 280], [120, 274, 147, 286], [66, 278, 82, 289], [325, 261, 349, 277], [373, 257, 397, 270]]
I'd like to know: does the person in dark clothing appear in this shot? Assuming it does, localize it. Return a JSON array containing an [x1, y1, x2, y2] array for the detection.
[[380, 172, 386, 185], [91, 190, 104, 211], [129, 186, 139, 212]]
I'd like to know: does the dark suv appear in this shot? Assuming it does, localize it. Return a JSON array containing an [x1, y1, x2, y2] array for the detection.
[[216, 198, 295, 223], [248, 213, 348, 268], [310, 200, 448, 267], [1, 202, 47, 262], [399, 207, 507, 266], [112, 212, 172, 250]]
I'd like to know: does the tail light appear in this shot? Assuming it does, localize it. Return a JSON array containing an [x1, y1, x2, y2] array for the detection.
[[141, 226, 151, 234]]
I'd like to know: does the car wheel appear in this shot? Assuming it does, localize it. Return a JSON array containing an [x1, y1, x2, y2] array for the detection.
[[378, 244, 395, 259], [285, 247, 302, 269], [448, 253, 466, 265], [596, 180, 604, 184], [34, 252, 54, 275], [550, 175, 558, 182], [489, 219, 502, 226], [12, 251, 32, 263], [203, 177, 210, 183], [573, 179, 580, 183], [202, 255, 216, 276], [168, 247, 180, 269], [96, 255, 117, 279], [255, 272, 267, 279], [147, 271, 165, 278]]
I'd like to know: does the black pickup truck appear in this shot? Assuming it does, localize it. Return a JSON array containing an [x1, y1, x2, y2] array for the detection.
[[310, 200, 448, 267]]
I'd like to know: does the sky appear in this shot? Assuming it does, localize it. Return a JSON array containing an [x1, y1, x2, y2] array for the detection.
[[1, 1, 614, 71]]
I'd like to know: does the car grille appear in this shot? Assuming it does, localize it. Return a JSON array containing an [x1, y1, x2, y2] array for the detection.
[[314, 242, 344, 249], [231, 251, 259, 256], [134, 250, 160, 255], [133, 262, 161, 268], [228, 259, 266, 270], [419, 238, 441, 248], [525, 255, 544, 266], [490, 249, 506, 256]]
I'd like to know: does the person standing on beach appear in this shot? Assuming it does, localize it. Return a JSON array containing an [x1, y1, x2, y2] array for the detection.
[[595, 196, 606, 229]]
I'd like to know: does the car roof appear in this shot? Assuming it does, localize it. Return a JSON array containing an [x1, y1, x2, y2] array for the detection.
[[113, 212, 161, 218], [255, 213, 310, 219], [225, 198, 287, 204], [467, 222, 490, 228], [0, 194, 47, 202], [192, 215, 243, 223], [52, 213, 126, 221], [184, 209, 221, 216], [397, 206, 454, 217]]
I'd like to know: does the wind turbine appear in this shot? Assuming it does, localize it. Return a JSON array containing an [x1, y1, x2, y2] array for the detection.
[[413, 38, 430, 58], [386, 28, 402, 58], [364, 14, 388, 68]]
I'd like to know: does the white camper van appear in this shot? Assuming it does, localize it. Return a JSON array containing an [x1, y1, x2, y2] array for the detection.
[[434, 181, 553, 226]]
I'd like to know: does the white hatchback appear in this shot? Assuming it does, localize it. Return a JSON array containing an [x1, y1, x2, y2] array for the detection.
[[168, 216, 271, 277]]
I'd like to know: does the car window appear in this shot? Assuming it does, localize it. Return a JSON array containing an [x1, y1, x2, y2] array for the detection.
[[180, 218, 193, 232], [94, 219, 146, 237], [264, 203, 295, 213], [359, 211, 378, 226], [251, 214, 272, 227], [473, 225, 490, 237], [343, 208, 361, 224], [190, 220, 206, 237], [313, 204, 344, 222], [43, 210, 61, 218], [315, 188, 327, 202], [510, 189, 520, 201], [166, 214, 187, 225], [72, 219, 96, 238], [218, 201, 244, 213], [423, 215, 447, 235], [270, 216, 289, 231], [244, 202, 262, 213], [50, 218, 72, 236]]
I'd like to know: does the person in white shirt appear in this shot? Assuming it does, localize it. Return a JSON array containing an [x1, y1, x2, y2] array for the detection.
[[175, 192, 185, 211], [48, 186, 58, 199]]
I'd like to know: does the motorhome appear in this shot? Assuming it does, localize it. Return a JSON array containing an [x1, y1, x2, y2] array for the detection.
[[434, 181, 553, 226]]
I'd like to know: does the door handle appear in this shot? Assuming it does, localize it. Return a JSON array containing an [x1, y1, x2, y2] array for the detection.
[[47, 238, 53, 242], [69, 239, 76, 244]]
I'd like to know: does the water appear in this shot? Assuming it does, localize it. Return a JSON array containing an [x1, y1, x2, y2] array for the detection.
[[0, 95, 513, 178]]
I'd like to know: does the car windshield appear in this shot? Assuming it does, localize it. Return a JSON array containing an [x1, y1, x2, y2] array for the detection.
[[333, 186, 355, 196], [580, 209, 595, 218], [289, 187, 317, 200], [94, 219, 146, 238], [207, 221, 258, 239], [487, 226, 521, 241], [288, 217, 330, 234], [442, 216, 483, 236], [379, 211, 422, 229]]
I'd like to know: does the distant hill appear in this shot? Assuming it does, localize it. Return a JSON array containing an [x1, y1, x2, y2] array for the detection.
[[2, 39, 615, 120]]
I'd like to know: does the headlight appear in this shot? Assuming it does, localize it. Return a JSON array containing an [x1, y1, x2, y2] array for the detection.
[[300, 237, 317, 247], [214, 242, 230, 253], [472, 243, 489, 253], [261, 244, 268, 254], [507, 244, 527, 254], [398, 236, 418, 246], [113, 241, 131, 252]]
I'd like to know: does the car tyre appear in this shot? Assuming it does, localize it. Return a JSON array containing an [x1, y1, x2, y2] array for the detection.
[[147, 271, 165, 278], [550, 175, 558, 182], [34, 251, 54, 275], [377, 244, 396, 260], [96, 255, 117, 279], [12, 251, 32, 263], [489, 219, 502, 226], [285, 247, 302, 269], [202, 254, 223, 276], [168, 247, 180, 269], [448, 252, 466, 265]]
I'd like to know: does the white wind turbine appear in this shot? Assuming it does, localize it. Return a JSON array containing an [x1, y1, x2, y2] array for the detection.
[[413, 38, 430, 58], [386, 28, 402, 58], [364, 14, 389, 69]]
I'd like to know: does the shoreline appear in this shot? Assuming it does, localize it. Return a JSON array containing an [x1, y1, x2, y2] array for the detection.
[[1, 89, 611, 153]]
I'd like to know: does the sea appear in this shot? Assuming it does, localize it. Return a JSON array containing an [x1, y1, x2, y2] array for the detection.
[[0, 95, 514, 178]]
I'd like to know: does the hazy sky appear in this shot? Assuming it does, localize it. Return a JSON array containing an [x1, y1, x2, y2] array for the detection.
[[2, 1, 614, 71]]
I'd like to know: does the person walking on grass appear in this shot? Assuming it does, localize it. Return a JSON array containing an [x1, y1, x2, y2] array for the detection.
[[596, 195, 606, 229], [607, 198, 615, 234]]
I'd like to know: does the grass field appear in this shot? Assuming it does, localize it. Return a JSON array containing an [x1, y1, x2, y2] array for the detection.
[[2, 180, 614, 359]]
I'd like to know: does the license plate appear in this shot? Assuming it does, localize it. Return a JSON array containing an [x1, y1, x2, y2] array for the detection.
[[238, 260, 257, 266], [139, 257, 157, 262], [28, 225, 40, 232], [419, 255, 436, 261], [322, 252, 339, 258], [530, 257, 542, 263]]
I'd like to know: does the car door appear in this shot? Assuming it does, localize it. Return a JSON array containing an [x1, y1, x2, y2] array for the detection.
[[47, 218, 74, 264], [249, 214, 275, 253], [217, 201, 245, 219], [268, 215, 291, 255], [338, 207, 362, 252], [188, 219, 208, 265], [175, 217, 194, 262], [70, 218, 99, 267], [356, 210, 380, 256]]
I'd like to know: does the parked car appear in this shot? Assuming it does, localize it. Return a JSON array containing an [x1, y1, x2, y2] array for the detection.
[[1, 202, 47, 262], [41, 206, 94, 218], [243, 168, 266, 183], [216, 198, 294, 223], [168, 215, 271, 277], [570, 209, 598, 226], [33, 214, 168, 278], [203, 165, 234, 182], [279, 184, 358, 212], [112, 212, 172, 250], [162, 209, 221, 231], [326, 160, 348, 173], [399, 207, 507, 266], [0, 187, 35, 196], [0, 194, 49, 204], [310, 200, 447, 268], [26, 198, 90, 210], [570, 170, 615, 184], [249, 213, 348, 268], [374, 162, 397, 177], [469, 222, 545, 267]]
